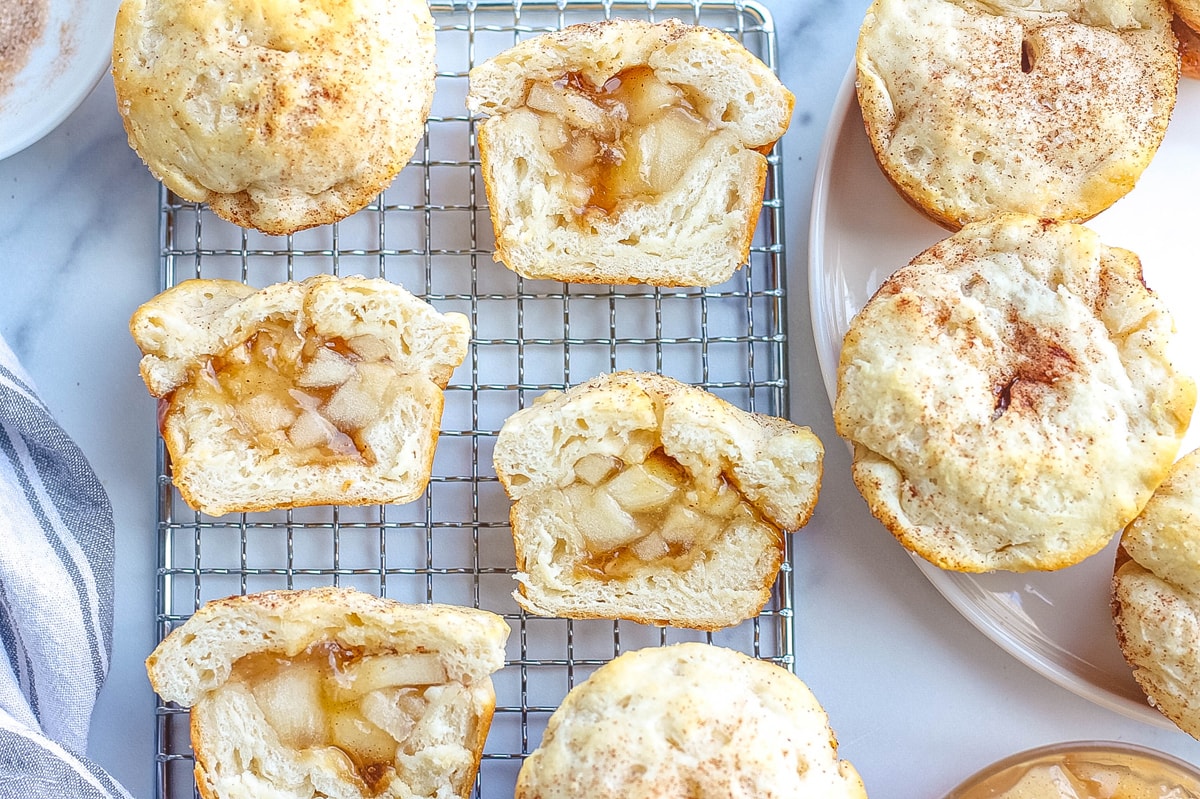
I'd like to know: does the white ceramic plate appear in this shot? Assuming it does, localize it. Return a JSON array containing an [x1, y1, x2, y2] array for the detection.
[[809, 65, 1200, 729], [0, 0, 123, 161]]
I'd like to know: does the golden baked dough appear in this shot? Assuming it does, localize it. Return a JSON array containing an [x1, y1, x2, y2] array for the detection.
[[1174, 0, 1200, 40], [129, 275, 469, 516], [493, 371, 823, 630], [146, 587, 510, 799], [1113, 449, 1200, 740], [466, 19, 793, 287], [856, 0, 1178, 228], [112, 0, 435, 235], [834, 214, 1194, 572], [514, 643, 867, 799], [1177, 14, 1200, 79]]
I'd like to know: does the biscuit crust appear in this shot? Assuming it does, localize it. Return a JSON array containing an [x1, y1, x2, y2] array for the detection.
[[1177, 14, 1200, 79], [856, 0, 1178, 228], [147, 587, 510, 799], [493, 371, 823, 630], [129, 275, 469, 516], [514, 643, 867, 799], [834, 215, 1194, 572], [1174, 0, 1200, 38], [1113, 449, 1200, 739], [466, 19, 793, 287], [112, 0, 436, 235]]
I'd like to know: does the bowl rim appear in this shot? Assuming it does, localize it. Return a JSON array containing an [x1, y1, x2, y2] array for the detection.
[[943, 740, 1200, 798], [0, 0, 121, 161]]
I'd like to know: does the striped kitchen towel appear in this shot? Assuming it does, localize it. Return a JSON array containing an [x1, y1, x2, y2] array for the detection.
[[0, 336, 131, 798]]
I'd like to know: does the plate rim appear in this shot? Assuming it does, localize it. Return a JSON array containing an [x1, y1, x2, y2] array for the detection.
[[0, 0, 120, 162], [806, 61, 1174, 731]]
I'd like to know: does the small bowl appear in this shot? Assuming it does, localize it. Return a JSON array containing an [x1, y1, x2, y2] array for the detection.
[[0, 0, 124, 161], [943, 741, 1200, 798]]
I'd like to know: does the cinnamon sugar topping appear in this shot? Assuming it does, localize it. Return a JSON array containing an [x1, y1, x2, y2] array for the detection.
[[0, 0, 47, 97]]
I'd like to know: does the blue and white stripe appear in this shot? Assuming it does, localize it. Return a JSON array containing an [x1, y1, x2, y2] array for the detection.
[[0, 337, 129, 798]]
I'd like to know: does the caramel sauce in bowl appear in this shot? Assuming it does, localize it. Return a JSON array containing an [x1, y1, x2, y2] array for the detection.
[[943, 742, 1200, 799]]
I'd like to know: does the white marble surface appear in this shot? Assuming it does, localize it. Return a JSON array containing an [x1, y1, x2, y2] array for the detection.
[[1, 1, 1200, 797]]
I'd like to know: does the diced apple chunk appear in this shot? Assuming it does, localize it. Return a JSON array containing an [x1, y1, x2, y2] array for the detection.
[[287, 410, 358, 458], [394, 687, 428, 722], [621, 435, 656, 465], [563, 176, 593, 211], [527, 81, 616, 138], [606, 462, 680, 513], [640, 449, 687, 484], [251, 662, 326, 748], [328, 707, 397, 766], [538, 115, 569, 152], [526, 81, 565, 115], [288, 408, 342, 451], [240, 393, 298, 434], [631, 531, 670, 561], [704, 482, 742, 519], [658, 505, 702, 547], [562, 482, 590, 511], [565, 445, 749, 574], [557, 130, 602, 175], [639, 108, 708, 195], [324, 363, 394, 432], [573, 453, 621, 486], [606, 135, 652, 198], [525, 62, 714, 217], [248, 329, 298, 365], [359, 687, 420, 744], [621, 70, 686, 126], [345, 335, 390, 362], [406, 683, 465, 748], [576, 489, 642, 551], [297, 346, 355, 388], [332, 653, 447, 702]]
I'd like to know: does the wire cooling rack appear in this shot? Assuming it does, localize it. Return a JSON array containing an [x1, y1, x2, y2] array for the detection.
[[152, 1, 789, 796]]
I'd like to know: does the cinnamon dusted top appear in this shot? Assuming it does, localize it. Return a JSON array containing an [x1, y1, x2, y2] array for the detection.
[[855, 0, 1178, 228], [834, 214, 1194, 572]]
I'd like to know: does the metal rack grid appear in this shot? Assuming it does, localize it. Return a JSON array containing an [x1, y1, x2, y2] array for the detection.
[[152, 1, 790, 796]]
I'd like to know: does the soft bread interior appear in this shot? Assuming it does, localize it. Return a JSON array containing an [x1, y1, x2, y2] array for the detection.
[[466, 19, 793, 287], [493, 371, 823, 630], [146, 588, 510, 799], [129, 275, 470, 515], [191, 655, 496, 799]]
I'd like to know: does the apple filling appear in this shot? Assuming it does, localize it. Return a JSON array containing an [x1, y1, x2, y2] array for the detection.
[[524, 66, 714, 217], [566, 447, 756, 579], [231, 642, 463, 795], [191, 321, 403, 465]]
